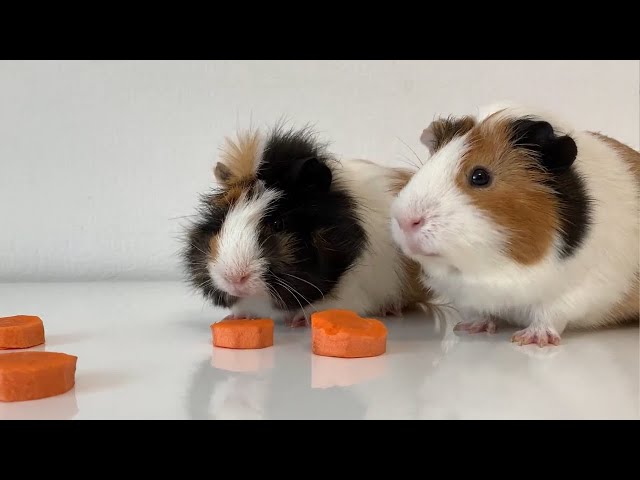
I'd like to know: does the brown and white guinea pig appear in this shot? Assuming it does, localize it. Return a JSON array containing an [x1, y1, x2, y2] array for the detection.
[[183, 126, 427, 326], [390, 103, 639, 347]]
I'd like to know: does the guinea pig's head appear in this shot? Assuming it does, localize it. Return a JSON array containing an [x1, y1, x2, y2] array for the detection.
[[184, 127, 366, 311], [391, 107, 588, 272]]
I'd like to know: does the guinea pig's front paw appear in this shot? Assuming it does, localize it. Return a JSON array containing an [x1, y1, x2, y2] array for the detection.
[[223, 313, 249, 320], [511, 325, 561, 347], [284, 311, 308, 328], [378, 304, 403, 317], [439, 327, 460, 355], [453, 318, 497, 334]]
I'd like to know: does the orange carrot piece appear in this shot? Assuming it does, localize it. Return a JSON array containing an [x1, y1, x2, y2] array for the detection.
[[0, 352, 77, 402], [0, 315, 45, 350], [211, 318, 274, 349], [311, 309, 387, 358]]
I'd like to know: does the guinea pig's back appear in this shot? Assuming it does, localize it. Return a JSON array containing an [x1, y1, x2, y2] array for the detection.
[[564, 131, 639, 326], [329, 159, 426, 313]]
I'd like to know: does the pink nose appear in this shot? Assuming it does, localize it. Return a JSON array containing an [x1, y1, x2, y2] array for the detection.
[[397, 216, 425, 233], [227, 273, 250, 286]]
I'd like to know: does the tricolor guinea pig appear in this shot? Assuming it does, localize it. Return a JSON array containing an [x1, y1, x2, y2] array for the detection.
[[391, 103, 639, 346], [184, 127, 428, 326]]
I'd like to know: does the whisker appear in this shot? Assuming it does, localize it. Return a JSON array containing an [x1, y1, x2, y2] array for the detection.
[[189, 242, 209, 257], [273, 278, 308, 318], [265, 284, 285, 309], [275, 277, 314, 309], [259, 234, 274, 249], [395, 154, 420, 170], [281, 272, 325, 299], [193, 278, 212, 290], [396, 136, 425, 166]]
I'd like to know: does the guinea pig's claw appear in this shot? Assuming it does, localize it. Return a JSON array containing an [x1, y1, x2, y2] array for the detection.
[[379, 305, 403, 317], [511, 326, 561, 347], [285, 312, 308, 328], [454, 319, 497, 334]]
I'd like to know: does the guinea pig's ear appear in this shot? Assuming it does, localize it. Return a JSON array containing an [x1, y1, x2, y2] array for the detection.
[[420, 124, 439, 156], [420, 116, 476, 156], [214, 162, 233, 185], [512, 119, 578, 172], [291, 157, 332, 192]]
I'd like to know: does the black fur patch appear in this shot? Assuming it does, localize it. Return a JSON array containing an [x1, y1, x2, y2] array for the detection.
[[182, 127, 368, 312], [257, 127, 367, 310], [549, 169, 593, 258], [182, 190, 238, 308], [509, 118, 593, 258]]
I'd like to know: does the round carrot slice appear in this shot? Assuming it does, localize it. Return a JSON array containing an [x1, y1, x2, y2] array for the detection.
[[0, 352, 77, 402], [311, 309, 387, 358], [211, 318, 274, 349], [0, 315, 45, 349]]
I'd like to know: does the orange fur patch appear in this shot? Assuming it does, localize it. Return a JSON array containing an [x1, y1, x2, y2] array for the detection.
[[389, 168, 414, 195], [208, 235, 220, 263], [221, 178, 254, 206], [457, 118, 558, 265], [217, 131, 262, 184], [399, 256, 431, 307]]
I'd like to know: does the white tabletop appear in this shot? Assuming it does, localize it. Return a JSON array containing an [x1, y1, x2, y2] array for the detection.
[[0, 281, 637, 420]]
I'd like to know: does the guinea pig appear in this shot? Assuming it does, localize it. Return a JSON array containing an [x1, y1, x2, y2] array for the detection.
[[183, 126, 428, 327], [390, 103, 639, 347]]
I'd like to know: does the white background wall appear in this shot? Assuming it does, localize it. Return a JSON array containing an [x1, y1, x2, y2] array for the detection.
[[1, 60, 638, 281]]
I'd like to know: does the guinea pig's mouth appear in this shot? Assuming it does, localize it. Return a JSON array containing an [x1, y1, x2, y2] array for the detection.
[[411, 250, 441, 259], [403, 236, 441, 258], [214, 273, 266, 299], [224, 286, 253, 298]]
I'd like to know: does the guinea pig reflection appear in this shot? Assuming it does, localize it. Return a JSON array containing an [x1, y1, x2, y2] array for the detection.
[[187, 350, 367, 420]]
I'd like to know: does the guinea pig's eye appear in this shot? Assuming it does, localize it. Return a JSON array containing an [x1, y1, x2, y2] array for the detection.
[[271, 218, 285, 231], [470, 168, 491, 187]]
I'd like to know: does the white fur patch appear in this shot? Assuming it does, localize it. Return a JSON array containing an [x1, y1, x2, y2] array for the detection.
[[209, 186, 280, 297], [391, 136, 506, 273]]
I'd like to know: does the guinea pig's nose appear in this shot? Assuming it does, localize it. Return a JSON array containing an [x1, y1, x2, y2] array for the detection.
[[397, 216, 425, 233], [228, 273, 250, 286]]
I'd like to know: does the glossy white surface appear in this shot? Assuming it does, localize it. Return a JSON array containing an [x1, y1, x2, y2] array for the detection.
[[0, 282, 638, 420]]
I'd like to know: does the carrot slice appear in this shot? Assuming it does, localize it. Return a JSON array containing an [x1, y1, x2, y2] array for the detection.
[[211, 318, 274, 349], [311, 309, 387, 358], [0, 315, 45, 349], [0, 352, 77, 402]]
